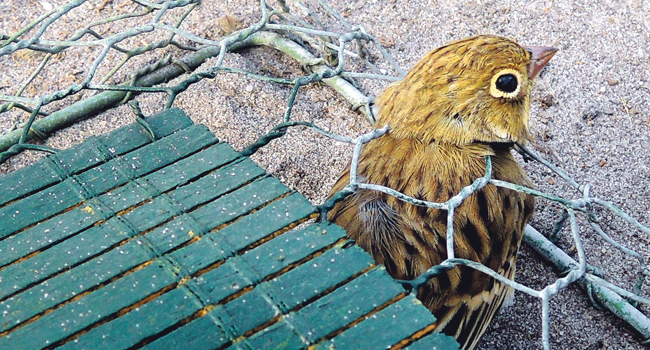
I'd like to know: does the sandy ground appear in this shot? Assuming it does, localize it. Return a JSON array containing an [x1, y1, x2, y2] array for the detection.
[[1, 0, 650, 349]]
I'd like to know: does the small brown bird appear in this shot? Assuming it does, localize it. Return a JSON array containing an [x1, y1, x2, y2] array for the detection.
[[327, 36, 557, 349]]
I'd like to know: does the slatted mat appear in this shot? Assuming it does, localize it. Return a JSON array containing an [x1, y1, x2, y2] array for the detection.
[[0, 108, 459, 350]]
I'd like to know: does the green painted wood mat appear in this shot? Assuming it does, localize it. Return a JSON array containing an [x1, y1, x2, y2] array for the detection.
[[0, 108, 459, 350]]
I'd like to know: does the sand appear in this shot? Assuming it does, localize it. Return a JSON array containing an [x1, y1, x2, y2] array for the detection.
[[1, 0, 649, 349]]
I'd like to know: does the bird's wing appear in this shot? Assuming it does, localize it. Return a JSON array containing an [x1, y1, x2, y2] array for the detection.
[[434, 255, 516, 350], [328, 186, 524, 350], [328, 171, 532, 349], [326, 140, 533, 350]]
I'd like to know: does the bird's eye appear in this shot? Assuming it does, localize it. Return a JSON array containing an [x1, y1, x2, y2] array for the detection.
[[495, 74, 518, 93], [489, 69, 523, 99]]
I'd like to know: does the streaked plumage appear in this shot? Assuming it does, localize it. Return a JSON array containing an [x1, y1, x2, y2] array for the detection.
[[327, 35, 556, 349]]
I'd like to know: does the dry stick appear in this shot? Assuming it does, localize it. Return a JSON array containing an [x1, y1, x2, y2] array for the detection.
[[0, 0, 251, 153], [0, 0, 378, 153], [524, 225, 650, 342], [239, 31, 378, 121], [0, 44, 208, 152], [0, 31, 374, 153]]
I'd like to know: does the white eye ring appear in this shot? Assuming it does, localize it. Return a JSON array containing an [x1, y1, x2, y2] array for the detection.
[[489, 69, 524, 99]]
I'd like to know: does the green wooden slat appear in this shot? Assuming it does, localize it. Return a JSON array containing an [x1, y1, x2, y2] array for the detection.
[[0, 144, 244, 292], [151, 244, 373, 349], [0, 177, 302, 342], [120, 165, 277, 237], [72, 124, 216, 198], [183, 223, 347, 308], [406, 333, 462, 350], [0, 174, 287, 331], [0, 260, 179, 350], [56, 287, 200, 350], [0, 176, 92, 236], [210, 192, 316, 253], [136, 108, 196, 140], [62, 285, 281, 350], [163, 183, 288, 273], [0, 124, 217, 238], [238, 223, 346, 280], [141, 315, 226, 350], [162, 191, 314, 273], [143, 142, 240, 196], [119, 193, 187, 234], [227, 321, 306, 350], [261, 245, 374, 312], [0, 237, 156, 333], [289, 267, 404, 343], [143, 289, 280, 350], [313, 295, 437, 350], [52, 108, 194, 178], [0, 196, 115, 267], [159, 177, 290, 271], [139, 214, 205, 254], [0, 108, 192, 206], [187, 176, 289, 231], [167, 157, 263, 210], [193, 223, 347, 303], [120, 157, 269, 249], [0, 219, 131, 299], [192, 256, 256, 302], [166, 233, 232, 276], [0, 162, 60, 206], [0, 142, 239, 268], [226, 246, 375, 350], [213, 289, 280, 339]]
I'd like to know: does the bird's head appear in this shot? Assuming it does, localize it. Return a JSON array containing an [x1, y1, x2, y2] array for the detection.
[[376, 35, 557, 145]]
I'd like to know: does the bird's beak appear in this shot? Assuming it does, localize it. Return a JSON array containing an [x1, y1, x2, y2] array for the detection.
[[525, 46, 558, 79]]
